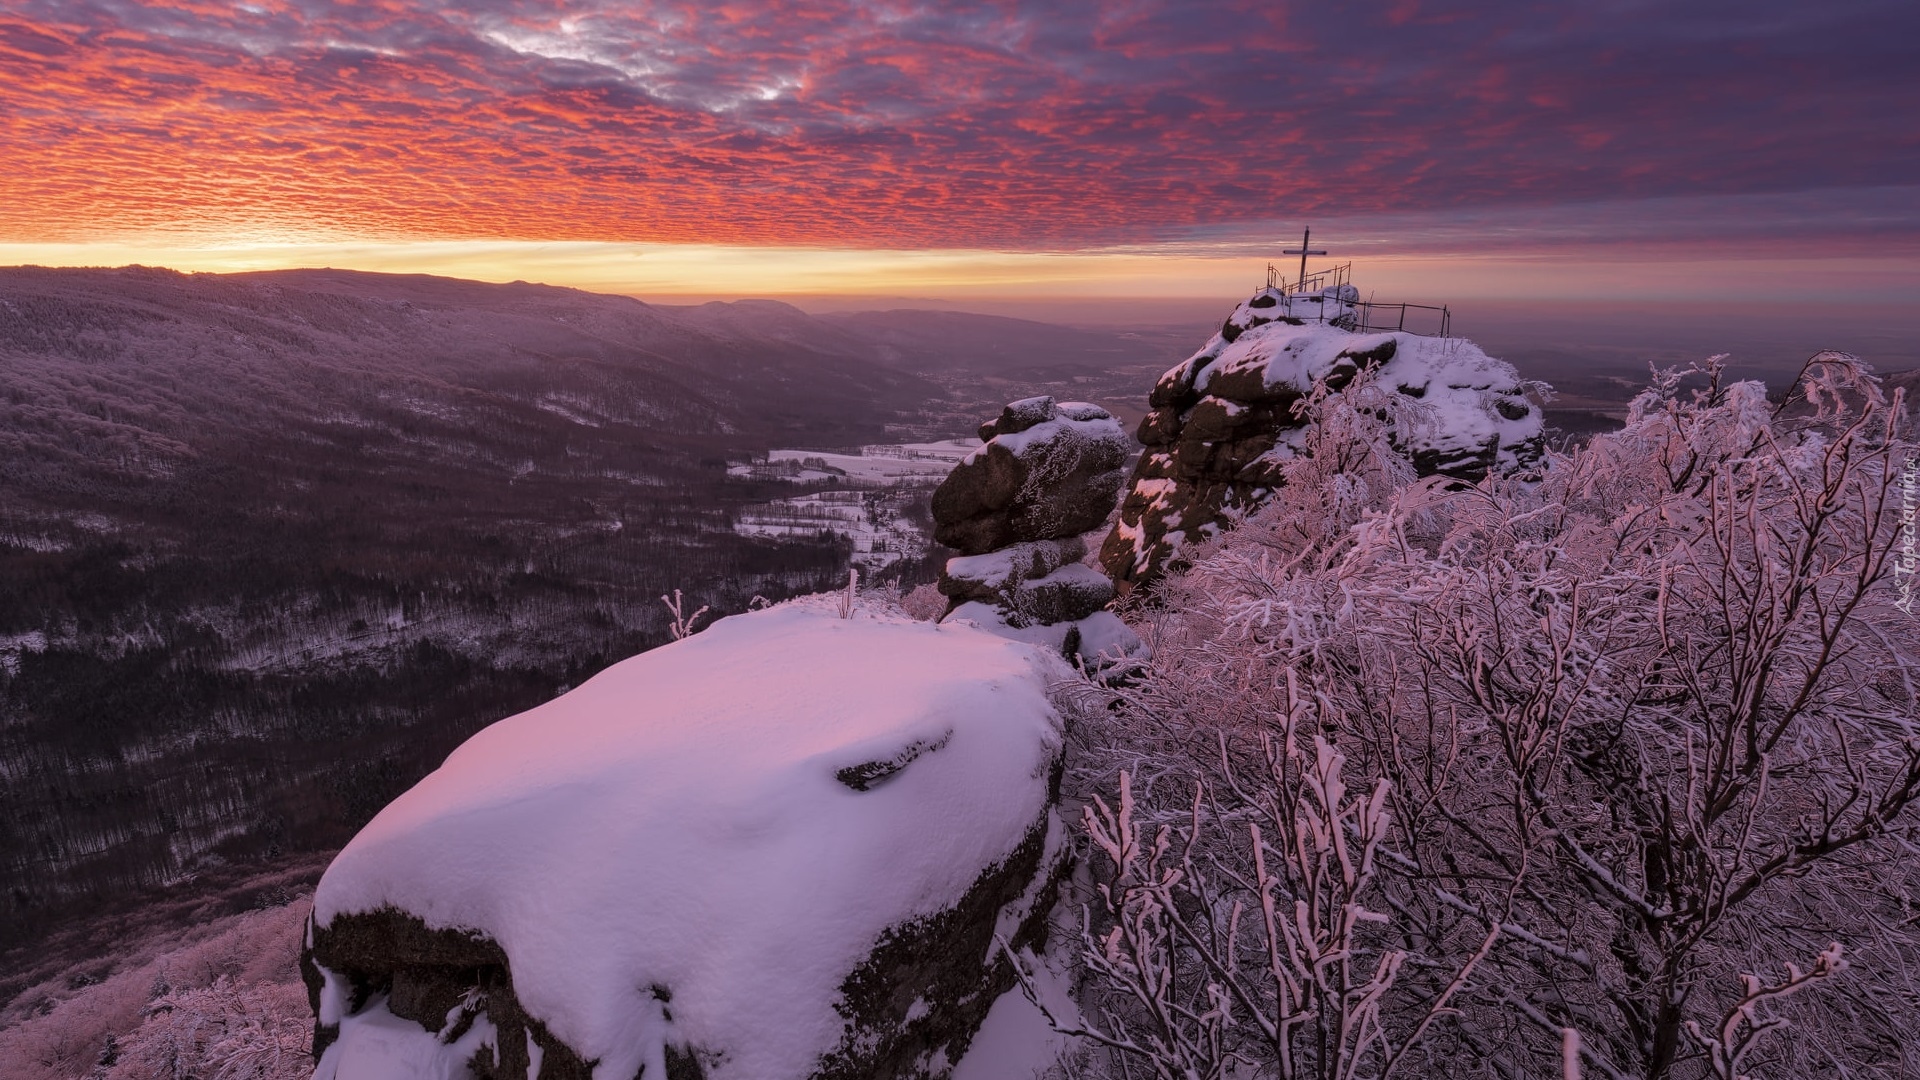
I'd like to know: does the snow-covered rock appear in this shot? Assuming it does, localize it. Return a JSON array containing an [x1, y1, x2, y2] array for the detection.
[[927, 398, 1144, 675], [943, 604, 1143, 677], [304, 598, 1069, 1080], [939, 538, 1086, 605], [1102, 288, 1545, 592], [931, 397, 1130, 556]]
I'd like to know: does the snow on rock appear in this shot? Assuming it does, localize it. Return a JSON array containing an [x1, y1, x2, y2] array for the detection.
[[943, 604, 1142, 677], [931, 397, 1130, 556], [947, 964, 1077, 1080], [1102, 289, 1545, 592], [305, 597, 1070, 1080], [929, 398, 1144, 676], [940, 539, 1087, 605], [317, 999, 497, 1080]]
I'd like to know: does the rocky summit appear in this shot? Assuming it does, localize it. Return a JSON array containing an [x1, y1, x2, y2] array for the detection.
[[1101, 287, 1546, 593]]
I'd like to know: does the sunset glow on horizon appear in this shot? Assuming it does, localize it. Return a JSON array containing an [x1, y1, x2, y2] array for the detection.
[[6, 236, 1919, 321], [3, 1, 1916, 313]]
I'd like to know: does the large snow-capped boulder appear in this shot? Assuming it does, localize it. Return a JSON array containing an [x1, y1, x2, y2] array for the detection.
[[931, 397, 1130, 556], [1101, 290, 1545, 592], [304, 597, 1068, 1080]]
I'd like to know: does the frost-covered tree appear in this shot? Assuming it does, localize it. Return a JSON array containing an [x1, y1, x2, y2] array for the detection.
[[101, 976, 310, 1080], [1056, 355, 1918, 1079]]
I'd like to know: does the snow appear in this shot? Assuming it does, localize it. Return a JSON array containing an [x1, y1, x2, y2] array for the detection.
[[1053, 401, 1111, 423], [728, 440, 977, 486], [729, 440, 978, 571], [949, 985, 1071, 1080], [315, 1001, 495, 1080], [731, 489, 929, 573], [1132, 477, 1178, 514], [1069, 611, 1147, 665], [945, 547, 1022, 589], [1235, 283, 1360, 326], [945, 540, 1082, 595], [311, 598, 1068, 1080], [1184, 319, 1540, 473], [1025, 561, 1111, 593], [952, 932, 1080, 1080], [963, 411, 1126, 464], [944, 603, 1143, 671], [0, 630, 47, 677]]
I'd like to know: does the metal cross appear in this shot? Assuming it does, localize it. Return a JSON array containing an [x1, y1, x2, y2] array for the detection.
[[1281, 228, 1327, 292]]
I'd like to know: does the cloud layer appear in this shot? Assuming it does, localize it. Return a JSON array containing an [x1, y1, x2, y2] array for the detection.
[[3, 1, 1915, 248]]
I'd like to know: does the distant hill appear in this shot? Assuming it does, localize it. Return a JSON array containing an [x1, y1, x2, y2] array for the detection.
[[0, 266, 941, 483]]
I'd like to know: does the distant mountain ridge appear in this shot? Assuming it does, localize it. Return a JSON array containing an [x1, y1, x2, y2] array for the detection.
[[0, 266, 919, 480]]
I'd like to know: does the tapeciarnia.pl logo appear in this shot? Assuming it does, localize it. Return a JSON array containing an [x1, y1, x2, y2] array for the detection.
[[1896, 453, 1917, 616]]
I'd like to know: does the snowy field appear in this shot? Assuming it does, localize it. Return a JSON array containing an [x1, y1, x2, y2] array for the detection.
[[729, 441, 976, 571], [727, 438, 976, 486]]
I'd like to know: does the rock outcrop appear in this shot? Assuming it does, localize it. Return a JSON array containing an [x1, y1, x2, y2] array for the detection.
[[305, 598, 1068, 1080], [929, 397, 1144, 672], [1101, 288, 1545, 593], [931, 396, 1131, 556]]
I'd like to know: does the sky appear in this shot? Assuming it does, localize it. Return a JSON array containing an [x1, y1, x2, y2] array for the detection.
[[2, 0, 1917, 315]]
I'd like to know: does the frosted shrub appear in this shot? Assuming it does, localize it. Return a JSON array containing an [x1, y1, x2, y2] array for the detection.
[[839, 567, 859, 618], [0, 898, 314, 1080], [900, 582, 949, 622], [1015, 694, 1501, 1080], [103, 976, 309, 1080], [1067, 356, 1917, 1079], [660, 589, 710, 640]]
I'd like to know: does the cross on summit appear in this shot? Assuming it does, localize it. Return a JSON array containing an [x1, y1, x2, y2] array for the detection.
[[1282, 227, 1327, 292], [1250, 230, 1452, 337]]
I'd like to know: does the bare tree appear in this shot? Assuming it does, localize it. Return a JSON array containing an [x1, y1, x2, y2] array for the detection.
[[1012, 698, 1508, 1080]]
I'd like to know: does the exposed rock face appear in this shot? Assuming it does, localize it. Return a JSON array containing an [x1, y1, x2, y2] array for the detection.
[[304, 600, 1069, 1080], [1101, 289, 1546, 593], [304, 911, 607, 1080], [931, 396, 1132, 556], [930, 398, 1145, 674], [306, 819, 1062, 1080]]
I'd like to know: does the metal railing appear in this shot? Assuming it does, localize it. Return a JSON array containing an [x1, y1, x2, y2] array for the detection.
[[1342, 299, 1451, 337], [1253, 269, 1452, 339], [1266, 262, 1352, 296]]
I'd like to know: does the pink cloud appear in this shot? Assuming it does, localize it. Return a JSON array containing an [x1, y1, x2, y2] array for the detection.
[[0, 1, 1914, 249]]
